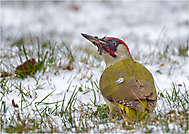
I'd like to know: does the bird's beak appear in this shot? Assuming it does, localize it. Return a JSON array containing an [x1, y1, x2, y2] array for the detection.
[[81, 33, 100, 45], [81, 33, 107, 55]]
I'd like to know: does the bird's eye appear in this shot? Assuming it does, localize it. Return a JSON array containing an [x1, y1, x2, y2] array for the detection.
[[112, 41, 117, 46]]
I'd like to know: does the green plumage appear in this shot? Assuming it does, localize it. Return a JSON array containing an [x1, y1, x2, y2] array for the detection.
[[100, 59, 157, 119]]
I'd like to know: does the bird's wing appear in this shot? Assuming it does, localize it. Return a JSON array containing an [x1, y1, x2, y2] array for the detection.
[[100, 59, 157, 102]]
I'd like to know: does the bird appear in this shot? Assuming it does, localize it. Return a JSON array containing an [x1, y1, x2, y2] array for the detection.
[[81, 33, 157, 122]]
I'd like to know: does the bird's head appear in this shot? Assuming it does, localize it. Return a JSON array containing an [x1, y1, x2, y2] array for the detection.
[[81, 33, 133, 67]]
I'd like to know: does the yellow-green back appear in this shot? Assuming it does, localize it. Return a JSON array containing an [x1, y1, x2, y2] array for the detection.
[[100, 59, 157, 102]]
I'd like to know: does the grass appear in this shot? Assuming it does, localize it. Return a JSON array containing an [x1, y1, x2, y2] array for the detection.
[[0, 37, 189, 133], [133, 39, 189, 76]]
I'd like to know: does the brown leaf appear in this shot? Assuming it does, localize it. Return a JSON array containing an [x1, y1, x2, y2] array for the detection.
[[61, 64, 74, 71], [166, 110, 175, 115], [12, 99, 19, 108], [177, 84, 182, 86], [70, 5, 80, 11], [15, 58, 37, 78], [151, 117, 159, 122]]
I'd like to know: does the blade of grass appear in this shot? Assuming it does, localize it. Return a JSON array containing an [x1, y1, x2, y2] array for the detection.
[[35, 90, 55, 105]]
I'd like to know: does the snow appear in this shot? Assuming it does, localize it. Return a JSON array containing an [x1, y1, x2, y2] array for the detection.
[[0, 0, 189, 132]]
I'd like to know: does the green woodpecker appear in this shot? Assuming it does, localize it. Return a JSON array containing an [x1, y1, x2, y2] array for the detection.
[[81, 33, 157, 122]]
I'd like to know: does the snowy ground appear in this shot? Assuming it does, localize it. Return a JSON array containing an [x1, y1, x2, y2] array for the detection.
[[0, 0, 189, 133]]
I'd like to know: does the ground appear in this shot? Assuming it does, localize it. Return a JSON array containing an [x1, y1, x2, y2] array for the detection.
[[0, 1, 189, 133]]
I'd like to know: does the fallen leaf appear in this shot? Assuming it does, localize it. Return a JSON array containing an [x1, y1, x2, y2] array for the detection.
[[15, 58, 37, 78], [166, 110, 175, 115], [70, 5, 80, 11], [177, 84, 182, 86], [61, 64, 74, 71], [12, 99, 19, 108], [160, 63, 164, 66]]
